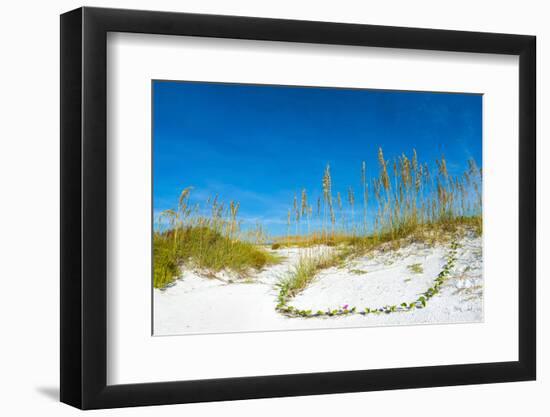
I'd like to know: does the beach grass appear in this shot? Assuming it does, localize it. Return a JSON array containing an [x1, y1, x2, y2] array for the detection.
[[276, 251, 340, 301], [154, 148, 482, 294], [275, 216, 480, 254], [280, 148, 482, 247], [154, 227, 279, 288], [273, 145, 483, 306], [153, 188, 279, 289]]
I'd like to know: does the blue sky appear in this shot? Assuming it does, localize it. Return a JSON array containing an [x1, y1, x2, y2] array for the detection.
[[153, 81, 482, 236]]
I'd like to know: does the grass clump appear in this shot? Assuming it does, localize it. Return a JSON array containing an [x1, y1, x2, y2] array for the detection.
[[278, 257, 320, 299], [407, 263, 424, 274], [154, 188, 279, 289], [277, 250, 341, 299], [153, 234, 181, 289], [154, 226, 278, 288]]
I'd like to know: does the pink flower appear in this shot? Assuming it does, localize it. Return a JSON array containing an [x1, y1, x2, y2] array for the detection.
[[343, 304, 349, 310]]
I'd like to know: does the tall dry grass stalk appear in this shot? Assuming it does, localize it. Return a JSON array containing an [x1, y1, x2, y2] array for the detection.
[[282, 147, 482, 246]]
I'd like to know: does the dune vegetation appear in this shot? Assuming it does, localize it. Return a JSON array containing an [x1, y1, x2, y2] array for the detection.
[[273, 148, 482, 316], [154, 148, 482, 301], [278, 148, 482, 248], [153, 188, 278, 289]]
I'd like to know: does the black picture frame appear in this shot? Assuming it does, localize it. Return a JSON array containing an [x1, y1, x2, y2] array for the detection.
[[60, 6, 536, 410]]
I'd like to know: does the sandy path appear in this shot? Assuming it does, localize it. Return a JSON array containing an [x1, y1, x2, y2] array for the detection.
[[153, 234, 483, 336]]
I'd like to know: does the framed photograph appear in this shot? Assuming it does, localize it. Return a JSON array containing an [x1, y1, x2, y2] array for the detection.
[[60, 6, 536, 409]]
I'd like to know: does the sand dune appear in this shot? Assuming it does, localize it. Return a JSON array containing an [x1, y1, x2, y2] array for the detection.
[[153, 232, 482, 336]]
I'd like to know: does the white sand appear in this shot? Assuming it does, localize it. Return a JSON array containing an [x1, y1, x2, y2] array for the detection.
[[153, 233, 483, 336]]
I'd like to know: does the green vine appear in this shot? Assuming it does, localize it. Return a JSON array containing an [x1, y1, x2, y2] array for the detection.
[[275, 239, 459, 318]]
